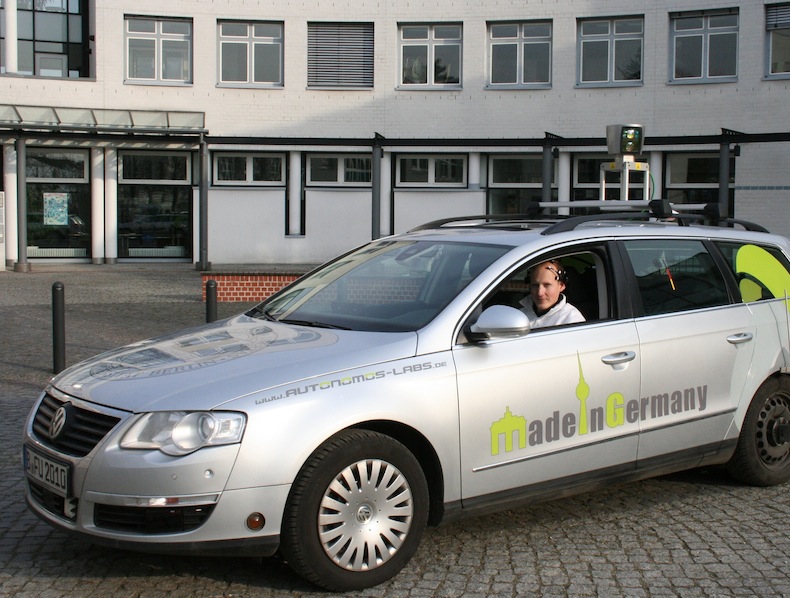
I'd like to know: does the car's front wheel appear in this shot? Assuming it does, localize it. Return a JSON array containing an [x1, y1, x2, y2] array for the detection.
[[281, 429, 429, 591], [726, 376, 790, 486]]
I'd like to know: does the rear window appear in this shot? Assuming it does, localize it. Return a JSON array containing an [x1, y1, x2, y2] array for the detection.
[[715, 242, 790, 302], [622, 239, 730, 315]]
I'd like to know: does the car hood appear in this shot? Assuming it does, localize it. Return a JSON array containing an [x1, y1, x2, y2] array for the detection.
[[51, 314, 418, 412]]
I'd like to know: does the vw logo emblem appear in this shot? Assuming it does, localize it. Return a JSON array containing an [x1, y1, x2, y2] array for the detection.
[[49, 405, 69, 440]]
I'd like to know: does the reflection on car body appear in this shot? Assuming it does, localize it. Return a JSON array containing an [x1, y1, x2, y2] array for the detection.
[[23, 200, 790, 591]]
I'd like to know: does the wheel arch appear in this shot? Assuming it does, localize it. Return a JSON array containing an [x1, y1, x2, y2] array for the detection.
[[347, 420, 446, 526]]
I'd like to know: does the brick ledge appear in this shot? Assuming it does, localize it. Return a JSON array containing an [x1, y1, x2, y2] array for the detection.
[[201, 264, 316, 303]]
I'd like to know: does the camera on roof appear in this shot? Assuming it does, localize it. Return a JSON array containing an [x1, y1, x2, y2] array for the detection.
[[606, 124, 643, 155]]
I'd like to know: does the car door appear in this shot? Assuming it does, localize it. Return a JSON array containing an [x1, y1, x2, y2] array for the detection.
[[619, 238, 757, 464], [454, 247, 641, 506]]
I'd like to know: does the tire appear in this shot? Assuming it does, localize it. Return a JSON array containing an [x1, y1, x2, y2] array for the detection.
[[726, 376, 790, 486], [281, 429, 429, 591]]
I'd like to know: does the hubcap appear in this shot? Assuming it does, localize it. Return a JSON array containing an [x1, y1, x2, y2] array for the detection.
[[318, 458, 413, 572], [756, 393, 790, 467]]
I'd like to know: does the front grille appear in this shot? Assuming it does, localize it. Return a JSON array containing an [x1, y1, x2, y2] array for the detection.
[[28, 479, 77, 522], [32, 392, 121, 457], [94, 503, 215, 534]]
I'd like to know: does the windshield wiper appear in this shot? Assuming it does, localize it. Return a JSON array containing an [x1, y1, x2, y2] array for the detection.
[[277, 318, 351, 330], [246, 306, 276, 320]]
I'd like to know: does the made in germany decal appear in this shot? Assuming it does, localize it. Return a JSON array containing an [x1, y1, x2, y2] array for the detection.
[[490, 354, 707, 455]]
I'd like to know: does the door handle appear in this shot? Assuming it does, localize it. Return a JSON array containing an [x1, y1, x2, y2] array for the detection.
[[726, 332, 754, 345], [601, 351, 636, 366]]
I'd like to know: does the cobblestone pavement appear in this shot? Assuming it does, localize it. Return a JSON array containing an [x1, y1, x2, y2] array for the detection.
[[1, 264, 789, 597]]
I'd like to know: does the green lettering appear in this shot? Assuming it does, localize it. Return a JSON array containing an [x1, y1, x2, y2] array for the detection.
[[606, 392, 625, 427]]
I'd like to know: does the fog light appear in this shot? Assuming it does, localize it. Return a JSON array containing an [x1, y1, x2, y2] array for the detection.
[[246, 512, 265, 531]]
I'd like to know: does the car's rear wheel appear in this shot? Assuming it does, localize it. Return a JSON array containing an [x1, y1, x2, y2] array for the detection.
[[726, 376, 790, 486], [281, 429, 429, 591]]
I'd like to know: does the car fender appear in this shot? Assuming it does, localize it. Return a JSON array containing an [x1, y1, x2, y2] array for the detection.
[[222, 352, 462, 505]]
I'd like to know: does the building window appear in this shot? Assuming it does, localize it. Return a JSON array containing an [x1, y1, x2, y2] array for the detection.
[[26, 149, 88, 182], [125, 16, 192, 84], [578, 17, 643, 85], [400, 24, 462, 87], [214, 153, 285, 185], [1, 0, 90, 77], [766, 3, 790, 77], [671, 9, 738, 82], [118, 152, 192, 259], [307, 22, 374, 88], [396, 155, 466, 187], [218, 21, 283, 86], [25, 148, 91, 258], [665, 152, 735, 209], [487, 155, 556, 213], [573, 155, 646, 201], [488, 21, 551, 87], [307, 155, 372, 185], [120, 152, 190, 183]]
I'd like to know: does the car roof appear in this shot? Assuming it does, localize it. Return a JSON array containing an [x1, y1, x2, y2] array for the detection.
[[397, 200, 790, 250]]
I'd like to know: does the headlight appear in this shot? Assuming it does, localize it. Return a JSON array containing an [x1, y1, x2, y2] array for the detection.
[[120, 411, 246, 456]]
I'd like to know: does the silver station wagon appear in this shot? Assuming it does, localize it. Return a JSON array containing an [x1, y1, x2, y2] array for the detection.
[[23, 201, 790, 591]]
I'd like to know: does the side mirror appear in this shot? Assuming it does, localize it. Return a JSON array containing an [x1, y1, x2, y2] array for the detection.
[[467, 305, 531, 342]]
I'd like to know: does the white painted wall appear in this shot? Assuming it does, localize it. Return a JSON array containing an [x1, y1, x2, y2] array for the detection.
[[304, 189, 374, 259], [394, 190, 486, 233], [208, 189, 288, 264]]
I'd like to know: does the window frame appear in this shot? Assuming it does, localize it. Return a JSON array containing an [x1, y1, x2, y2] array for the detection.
[[124, 16, 193, 85], [3, 0, 90, 78], [572, 154, 646, 201], [399, 23, 463, 89], [488, 154, 555, 187], [766, 3, 790, 79], [714, 240, 790, 303], [577, 16, 644, 87], [621, 239, 731, 316], [217, 20, 284, 87], [487, 20, 552, 89], [119, 151, 192, 185], [663, 151, 735, 209], [669, 9, 739, 84], [395, 154, 468, 188], [26, 148, 89, 183], [213, 153, 286, 186], [306, 154, 373, 187]]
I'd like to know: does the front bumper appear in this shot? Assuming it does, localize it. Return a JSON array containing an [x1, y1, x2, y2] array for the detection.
[[25, 476, 290, 557], [23, 389, 289, 558]]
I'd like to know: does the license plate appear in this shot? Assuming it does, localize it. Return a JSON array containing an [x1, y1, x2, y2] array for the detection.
[[24, 445, 71, 498]]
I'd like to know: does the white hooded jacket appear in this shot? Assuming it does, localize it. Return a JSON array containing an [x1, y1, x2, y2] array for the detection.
[[519, 293, 585, 329]]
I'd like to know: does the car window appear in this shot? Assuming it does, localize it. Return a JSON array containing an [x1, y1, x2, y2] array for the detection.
[[253, 240, 511, 332], [480, 248, 609, 325], [714, 241, 790, 303], [622, 239, 730, 316]]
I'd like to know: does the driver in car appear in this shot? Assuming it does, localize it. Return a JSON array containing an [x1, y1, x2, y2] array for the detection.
[[520, 260, 585, 328]]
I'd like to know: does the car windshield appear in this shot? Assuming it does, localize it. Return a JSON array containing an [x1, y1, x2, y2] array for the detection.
[[249, 240, 510, 331]]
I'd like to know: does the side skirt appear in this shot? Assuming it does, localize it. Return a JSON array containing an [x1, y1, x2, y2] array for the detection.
[[440, 439, 737, 525]]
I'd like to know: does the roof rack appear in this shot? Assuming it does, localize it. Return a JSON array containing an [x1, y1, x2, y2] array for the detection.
[[541, 199, 769, 234], [409, 200, 769, 234], [408, 212, 549, 232]]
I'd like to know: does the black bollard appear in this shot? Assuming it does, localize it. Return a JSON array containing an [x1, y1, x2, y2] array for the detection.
[[206, 279, 218, 323], [52, 282, 66, 374]]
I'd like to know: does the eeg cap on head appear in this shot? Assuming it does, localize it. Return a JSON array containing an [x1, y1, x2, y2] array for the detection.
[[529, 260, 568, 283]]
